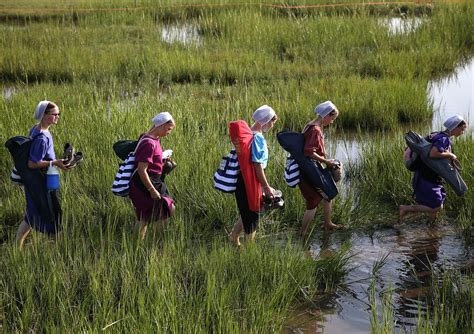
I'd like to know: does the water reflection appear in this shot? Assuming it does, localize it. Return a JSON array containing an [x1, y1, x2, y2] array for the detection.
[[379, 17, 424, 35], [327, 136, 363, 165], [161, 24, 202, 46], [285, 223, 472, 332], [429, 57, 474, 135]]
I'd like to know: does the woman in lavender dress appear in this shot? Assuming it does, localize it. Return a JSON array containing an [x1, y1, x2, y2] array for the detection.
[[399, 115, 468, 221], [129, 112, 176, 239], [17, 101, 70, 248]]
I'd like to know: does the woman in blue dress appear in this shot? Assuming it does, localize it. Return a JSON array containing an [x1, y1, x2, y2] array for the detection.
[[228, 105, 278, 246], [399, 115, 468, 221], [17, 101, 70, 248]]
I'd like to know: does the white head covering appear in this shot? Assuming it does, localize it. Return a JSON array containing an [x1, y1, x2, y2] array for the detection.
[[443, 115, 464, 131], [314, 100, 338, 118], [34, 100, 50, 121], [252, 105, 276, 125], [152, 112, 174, 127]]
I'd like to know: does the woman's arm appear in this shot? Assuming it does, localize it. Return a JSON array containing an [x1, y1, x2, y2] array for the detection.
[[253, 162, 273, 198], [308, 152, 336, 167], [429, 146, 456, 160], [28, 159, 69, 170], [136, 161, 161, 199]]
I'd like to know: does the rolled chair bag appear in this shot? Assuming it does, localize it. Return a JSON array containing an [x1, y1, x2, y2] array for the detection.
[[229, 120, 262, 212], [276, 129, 338, 201], [5, 135, 61, 233], [405, 130, 467, 196]]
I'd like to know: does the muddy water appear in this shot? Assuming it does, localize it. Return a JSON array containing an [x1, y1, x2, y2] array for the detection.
[[284, 223, 473, 333]]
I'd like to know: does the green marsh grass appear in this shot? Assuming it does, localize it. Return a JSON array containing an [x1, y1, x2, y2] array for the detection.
[[353, 130, 474, 227], [416, 271, 473, 334], [1, 3, 473, 128], [369, 278, 396, 333], [1, 1, 473, 332], [0, 222, 351, 332]]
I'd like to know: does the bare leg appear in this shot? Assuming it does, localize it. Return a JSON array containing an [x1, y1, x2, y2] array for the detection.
[[299, 208, 317, 237], [323, 200, 341, 230], [134, 220, 148, 240], [169, 203, 176, 216], [244, 231, 256, 243], [428, 212, 439, 223], [229, 217, 243, 247], [16, 220, 31, 249], [399, 204, 441, 221]]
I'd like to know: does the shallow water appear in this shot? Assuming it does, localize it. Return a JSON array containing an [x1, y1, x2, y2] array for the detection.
[[284, 223, 473, 333], [161, 24, 201, 46], [379, 17, 424, 35], [429, 58, 474, 135], [282, 57, 474, 333], [326, 56, 474, 165]]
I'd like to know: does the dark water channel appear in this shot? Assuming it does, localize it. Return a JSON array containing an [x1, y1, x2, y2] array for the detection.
[[283, 223, 473, 333]]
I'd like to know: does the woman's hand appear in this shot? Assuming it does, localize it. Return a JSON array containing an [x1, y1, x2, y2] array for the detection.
[[54, 159, 71, 170], [149, 188, 161, 200], [449, 153, 457, 160], [263, 185, 274, 199], [325, 159, 336, 168]]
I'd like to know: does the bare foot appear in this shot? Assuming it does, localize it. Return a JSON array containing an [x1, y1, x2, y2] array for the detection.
[[399, 205, 409, 222], [228, 234, 241, 247], [323, 222, 342, 230], [298, 226, 308, 237]]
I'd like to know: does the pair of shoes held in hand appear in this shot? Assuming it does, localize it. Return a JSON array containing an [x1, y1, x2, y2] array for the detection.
[[63, 143, 83, 168], [263, 189, 285, 210]]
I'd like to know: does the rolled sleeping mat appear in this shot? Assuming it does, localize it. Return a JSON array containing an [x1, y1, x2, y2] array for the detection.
[[276, 129, 338, 201], [405, 131, 467, 196]]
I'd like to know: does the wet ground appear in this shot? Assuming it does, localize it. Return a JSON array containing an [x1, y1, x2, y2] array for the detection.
[[284, 222, 473, 333], [283, 42, 473, 332]]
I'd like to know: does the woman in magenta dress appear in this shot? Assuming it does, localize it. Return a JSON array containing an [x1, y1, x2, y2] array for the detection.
[[129, 112, 176, 239], [399, 115, 468, 221]]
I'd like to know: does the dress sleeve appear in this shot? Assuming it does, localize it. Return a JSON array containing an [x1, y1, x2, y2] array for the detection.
[[251, 133, 267, 164], [303, 126, 324, 157], [135, 139, 155, 164], [28, 136, 48, 163], [432, 136, 450, 153]]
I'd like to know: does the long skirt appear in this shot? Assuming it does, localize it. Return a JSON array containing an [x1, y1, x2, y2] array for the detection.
[[413, 172, 446, 209], [25, 189, 61, 234], [129, 173, 174, 222], [298, 176, 324, 210]]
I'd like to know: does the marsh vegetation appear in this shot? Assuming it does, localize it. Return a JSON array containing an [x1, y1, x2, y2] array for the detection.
[[1, 0, 473, 332]]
